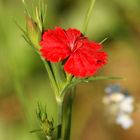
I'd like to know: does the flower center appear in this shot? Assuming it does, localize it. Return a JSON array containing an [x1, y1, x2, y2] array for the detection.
[[69, 38, 83, 53]]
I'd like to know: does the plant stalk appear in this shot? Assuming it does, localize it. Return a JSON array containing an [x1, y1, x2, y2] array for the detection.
[[56, 98, 63, 140], [42, 60, 59, 97], [46, 136, 53, 140], [63, 87, 76, 140], [51, 62, 66, 91], [82, 0, 96, 35]]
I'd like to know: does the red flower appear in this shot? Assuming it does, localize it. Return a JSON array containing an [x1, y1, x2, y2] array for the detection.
[[40, 27, 107, 77]]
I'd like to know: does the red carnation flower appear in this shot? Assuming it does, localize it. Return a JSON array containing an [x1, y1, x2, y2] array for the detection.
[[40, 27, 107, 77]]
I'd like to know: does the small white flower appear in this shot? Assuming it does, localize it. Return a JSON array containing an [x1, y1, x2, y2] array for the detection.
[[109, 92, 125, 103], [116, 114, 134, 129], [102, 92, 125, 104], [119, 96, 134, 113], [123, 96, 134, 104]]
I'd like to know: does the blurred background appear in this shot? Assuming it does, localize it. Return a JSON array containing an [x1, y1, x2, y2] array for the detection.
[[0, 0, 140, 140]]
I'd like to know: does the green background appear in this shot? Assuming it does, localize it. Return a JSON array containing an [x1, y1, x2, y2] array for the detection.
[[0, 0, 140, 140]]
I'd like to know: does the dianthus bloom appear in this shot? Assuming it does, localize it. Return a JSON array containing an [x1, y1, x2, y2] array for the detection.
[[40, 27, 107, 77]]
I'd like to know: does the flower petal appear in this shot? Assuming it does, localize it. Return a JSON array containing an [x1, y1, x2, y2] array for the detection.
[[66, 28, 83, 51], [40, 27, 71, 62], [64, 40, 107, 77], [66, 28, 82, 43], [95, 52, 108, 68], [64, 52, 97, 77]]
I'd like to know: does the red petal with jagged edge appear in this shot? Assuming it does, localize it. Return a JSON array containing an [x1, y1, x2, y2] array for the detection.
[[40, 27, 71, 62], [95, 52, 108, 68], [64, 40, 108, 77]]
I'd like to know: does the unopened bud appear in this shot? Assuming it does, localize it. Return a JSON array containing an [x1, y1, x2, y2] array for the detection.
[[26, 15, 41, 49], [36, 103, 54, 137], [42, 118, 54, 137]]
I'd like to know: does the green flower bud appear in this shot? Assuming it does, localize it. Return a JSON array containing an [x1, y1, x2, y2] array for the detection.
[[41, 118, 54, 137], [26, 15, 41, 49], [36, 103, 54, 137]]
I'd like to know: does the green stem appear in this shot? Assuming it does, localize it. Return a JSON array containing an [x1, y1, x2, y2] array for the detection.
[[82, 0, 96, 35], [46, 136, 53, 140], [51, 62, 66, 91], [42, 59, 59, 97], [54, 74, 73, 140], [42, 61, 73, 140], [63, 87, 76, 140], [60, 74, 73, 100], [56, 98, 63, 140]]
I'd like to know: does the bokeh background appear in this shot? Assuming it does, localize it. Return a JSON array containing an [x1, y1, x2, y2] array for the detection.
[[0, 0, 140, 140]]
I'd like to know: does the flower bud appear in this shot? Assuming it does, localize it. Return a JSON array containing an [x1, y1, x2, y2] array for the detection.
[[41, 118, 54, 137], [26, 15, 41, 49], [36, 104, 54, 137]]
